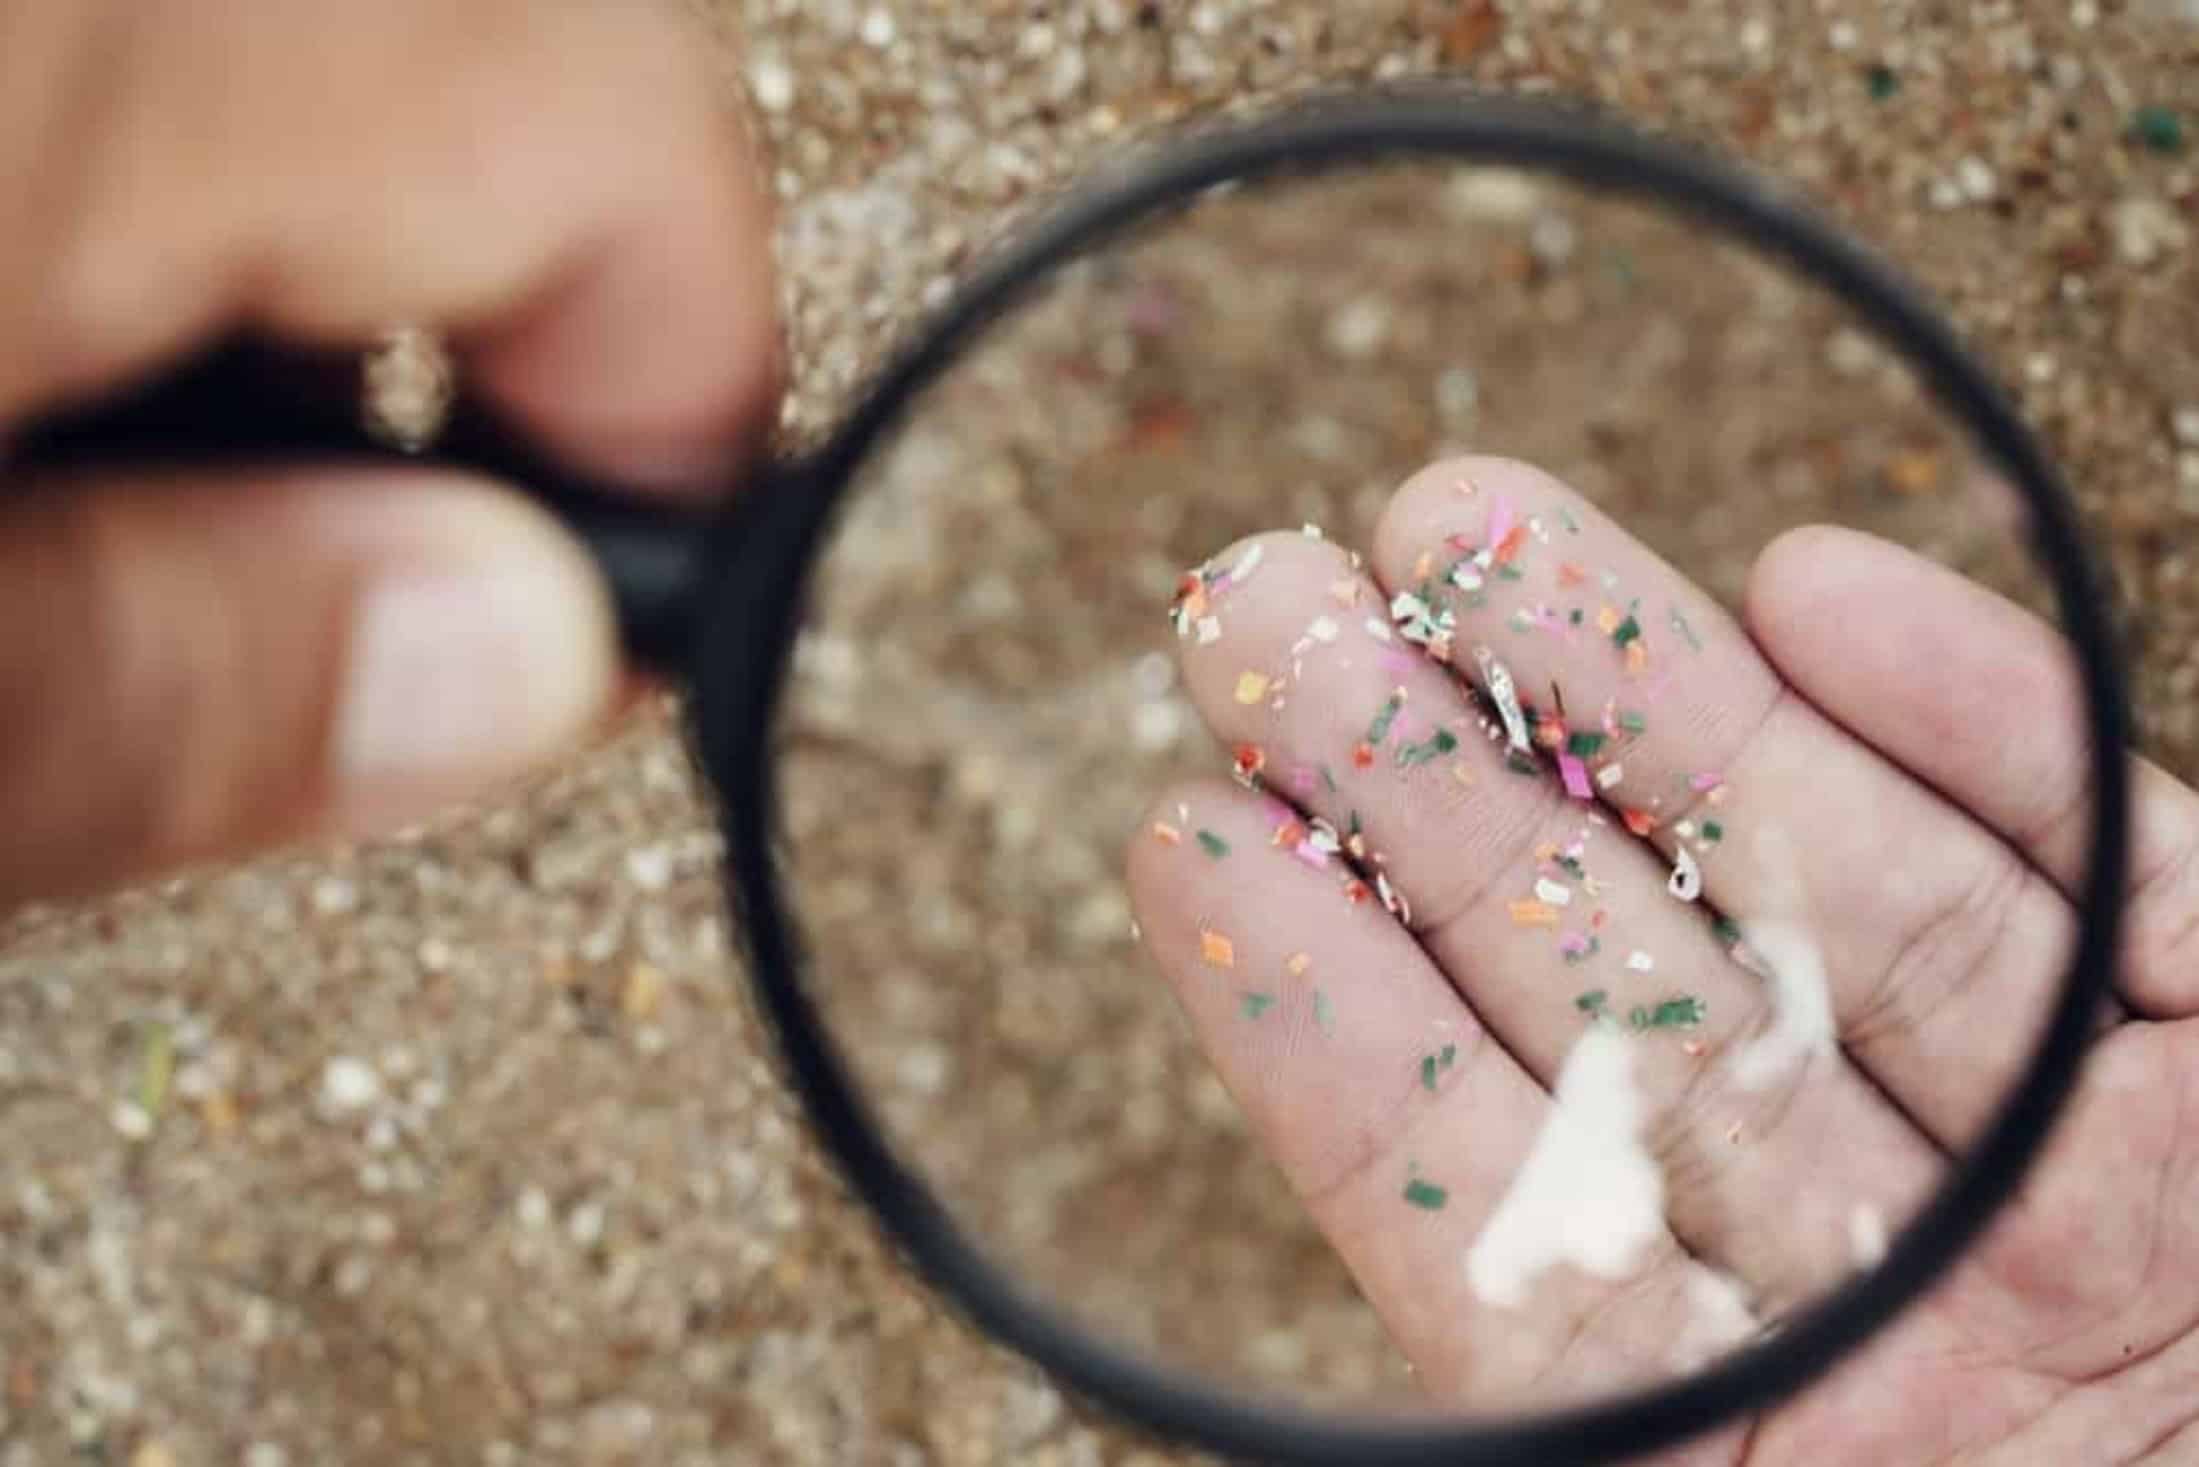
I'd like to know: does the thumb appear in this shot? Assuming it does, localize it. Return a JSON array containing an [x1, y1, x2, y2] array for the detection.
[[0, 467, 617, 905]]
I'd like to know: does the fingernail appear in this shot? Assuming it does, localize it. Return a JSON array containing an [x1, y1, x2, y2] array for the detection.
[[334, 561, 610, 807]]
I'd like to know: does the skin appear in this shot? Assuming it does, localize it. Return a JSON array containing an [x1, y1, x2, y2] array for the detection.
[[1, 6, 2193, 1461], [1127, 456, 2199, 1464], [0, 0, 780, 905]]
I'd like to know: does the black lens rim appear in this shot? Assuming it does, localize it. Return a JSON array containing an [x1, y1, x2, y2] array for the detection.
[[691, 91, 2131, 1467]]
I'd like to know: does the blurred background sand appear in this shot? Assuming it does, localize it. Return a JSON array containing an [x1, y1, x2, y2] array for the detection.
[[3, 3, 2196, 1464]]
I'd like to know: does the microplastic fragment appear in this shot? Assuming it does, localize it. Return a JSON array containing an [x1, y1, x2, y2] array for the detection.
[[1474, 647, 1533, 754], [1508, 900, 1560, 927], [1376, 871, 1411, 923], [1308, 616, 1340, 643], [1232, 744, 1266, 785], [1488, 496, 1517, 549], [1566, 730, 1606, 758], [1622, 808, 1657, 837], [1196, 830, 1230, 859], [1624, 642, 1648, 675], [1234, 671, 1270, 705], [1689, 772, 1725, 794], [1576, 989, 1609, 1015], [1558, 508, 1581, 534], [1367, 692, 1405, 745], [1303, 523, 1326, 539], [1596, 606, 1621, 635], [1450, 559, 1486, 592], [1558, 753, 1595, 801], [1562, 933, 1601, 964], [1200, 931, 1236, 967], [1151, 822, 1182, 845], [1596, 762, 1625, 790], [1365, 617, 1395, 643], [1533, 878, 1574, 907], [1403, 1178, 1449, 1211], [1621, 711, 1648, 734], [1625, 950, 1655, 973], [1352, 742, 1375, 769], [1702, 820, 1724, 843], [1668, 847, 1704, 902], [1670, 606, 1703, 652], [1421, 1054, 1439, 1091], [1286, 952, 1311, 977], [1397, 728, 1459, 766], [1313, 989, 1336, 1032], [1229, 543, 1265, 584], [1629, 996, 1706, 1031], [1241, 992, 1277, 1020], [1196, 617, 1222, 645], [1557, 562, 1587, 588]]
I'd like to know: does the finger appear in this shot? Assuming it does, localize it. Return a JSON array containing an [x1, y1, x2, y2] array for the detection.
[[1170, 532, 1938, 1310], [1748, 525, 2199, 1018], [1, 0, 779, 490], [0, 467, 617, 906], [1372, 457, 2081, 1155], [1126, 777, 1759, 1422]]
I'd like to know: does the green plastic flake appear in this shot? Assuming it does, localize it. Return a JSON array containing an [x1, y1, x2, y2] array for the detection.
[[1558, 508, 1582, 534], [2130, 106, 2186, 155], [1629, 996, 1707, 1031], [1566, 730, 1606, 758], [1196, 830, 1230, 859], [1576, 989, 1610, 1016], [1701, 820, 1724, 844], [1420, 1054, 1439, 1091], [1564, 937, 1602, 967], [1613, 614, 1643, 648], [1569, 607, 1584, 626], [1320, 764, 1339, 794], [1367, 694, 1404, 747], [1403, 1178, 1449, 1211], [1496, 563, 1525, 582], [1866, 64, 1900, 100], [1313, 989, 1336, 1033], [1397, 728, 1460, 767], [1241, 992, 1277, 1020], [1505, 749, 1541, 776], [1620, 711, 1648, 734]]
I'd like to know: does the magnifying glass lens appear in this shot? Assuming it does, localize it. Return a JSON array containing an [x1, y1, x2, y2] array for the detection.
[[772, 159, 2083, 1428]]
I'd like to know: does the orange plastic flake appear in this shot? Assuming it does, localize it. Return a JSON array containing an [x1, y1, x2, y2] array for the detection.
[[1342, 879, 1371, 905], [1622, 808, 1658, 837], [1596, 605, 1622, 635], [1235, 671, 1271, 705], [1624, 641, 1648, 675], [1412, 551, 1435, 582], [1491, 524, 1528, 565], [1507, 899, 1560, 927], [1151, 822, 1183, 846], [1232, 743, 1267, 780], [1285, 952, 1311, 978], [1352, 741, 1376, 769], [1534, 719, 1566, 750], [1200, 930, 1236, 968], [1556, 562, 1587, 589], [1453, 764, 1475, 786]]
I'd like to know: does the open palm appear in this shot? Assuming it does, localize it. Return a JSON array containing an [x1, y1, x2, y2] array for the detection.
[[1127, 456, 2199, 1464]]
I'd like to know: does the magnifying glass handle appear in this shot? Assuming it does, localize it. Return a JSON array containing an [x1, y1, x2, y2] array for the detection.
[[4, 336, 716, 671]]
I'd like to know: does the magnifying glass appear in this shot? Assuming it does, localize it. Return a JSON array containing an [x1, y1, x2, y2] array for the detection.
[[13, 90, 2129, 1466]]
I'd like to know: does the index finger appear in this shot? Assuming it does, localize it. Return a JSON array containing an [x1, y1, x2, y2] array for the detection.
[[1, 0, 779, 491]]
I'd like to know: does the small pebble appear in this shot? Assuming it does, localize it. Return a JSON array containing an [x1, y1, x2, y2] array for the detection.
[[318, 1057, 382, 1116]]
